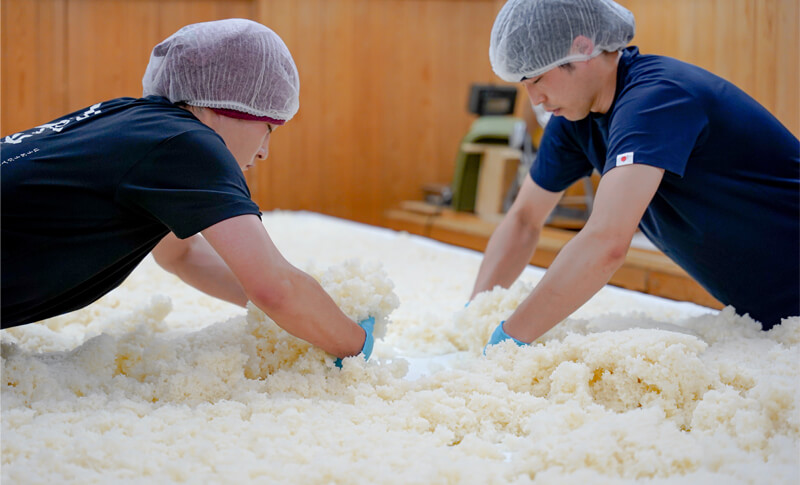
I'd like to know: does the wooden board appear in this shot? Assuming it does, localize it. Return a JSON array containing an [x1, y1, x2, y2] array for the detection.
[[2, 0, 795, 229], [383, 204, 724, 309]]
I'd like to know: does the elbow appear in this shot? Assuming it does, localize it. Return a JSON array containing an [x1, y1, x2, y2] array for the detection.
[[580, 227, 630, 273], [597, 236, 630, 273], [509, 203, 543, 232], [152, 234, 192, 276], [505, 205, 545, 244], [152, 251, 179, 275], [603, 243, 629, 270], [246, 275, 294, 315]]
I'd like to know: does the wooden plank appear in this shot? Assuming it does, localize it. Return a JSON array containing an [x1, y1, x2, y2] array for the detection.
[[429, 226, 496, 254], [1, 0, 38, 133], [608, 266, 648, 292], [66, 0, 159, 110], [249, 0, 506, 222], [1, 0, 796, 223], [382, 205, 724, 308], [754, 0, 778, 113], [618, 0, 797, 135], [648, 272, 724, 309], [1, 0, 68, 134], [772, 0, 800, 136], [400, 200, 445, 215]]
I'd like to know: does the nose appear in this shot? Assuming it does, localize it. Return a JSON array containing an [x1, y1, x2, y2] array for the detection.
[[525, 83, 546, 106], [256, 136, 270, 161]]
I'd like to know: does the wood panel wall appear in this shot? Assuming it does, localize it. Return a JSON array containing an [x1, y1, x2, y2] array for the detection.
[[2, 0, 798, 227], [1, 0, 257, 132], [620, 0, 799, 142]]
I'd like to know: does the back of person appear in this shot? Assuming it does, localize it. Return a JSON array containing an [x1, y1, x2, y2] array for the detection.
[[1, 96, 258, 326], [535, 46, 800, 327]]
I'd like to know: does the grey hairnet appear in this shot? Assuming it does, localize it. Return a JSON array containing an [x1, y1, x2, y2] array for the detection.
[[142, 19, 299, 123], [489, 0, 635, 82]]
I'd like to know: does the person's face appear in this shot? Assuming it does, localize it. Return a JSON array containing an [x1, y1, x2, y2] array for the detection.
[[522, 62, 598, 121], [212, 115, 274, 171]]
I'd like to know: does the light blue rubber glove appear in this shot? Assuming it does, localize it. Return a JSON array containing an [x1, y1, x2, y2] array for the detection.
[[483, 321, 528, 355], [334, 316, 376, 368]]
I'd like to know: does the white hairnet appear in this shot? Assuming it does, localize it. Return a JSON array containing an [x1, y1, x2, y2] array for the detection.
[[489, 0, 635, 82], [142, 19, 299, 123]]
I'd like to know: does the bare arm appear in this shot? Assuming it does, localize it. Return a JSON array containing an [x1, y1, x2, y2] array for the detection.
[[470, 176, 562, 298], [503, 164, 665, 343], [153, 232, 249, 307], [198, 214, 366, 358]]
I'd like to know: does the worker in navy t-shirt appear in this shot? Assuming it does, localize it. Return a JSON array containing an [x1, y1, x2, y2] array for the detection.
[[1, 19, 375, 363], [474, 0, 799, 347]]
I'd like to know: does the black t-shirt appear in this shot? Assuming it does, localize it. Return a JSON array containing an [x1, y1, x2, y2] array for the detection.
[[1, 96, 261, 327]]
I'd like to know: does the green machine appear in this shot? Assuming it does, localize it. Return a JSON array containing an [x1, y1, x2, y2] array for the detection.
[[442, 84, 593, 225], [449, 115, 524, 212], [444, 84, 538, 214]]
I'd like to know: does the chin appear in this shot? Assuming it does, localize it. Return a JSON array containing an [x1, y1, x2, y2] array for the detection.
[[565, 111, 592, 122]]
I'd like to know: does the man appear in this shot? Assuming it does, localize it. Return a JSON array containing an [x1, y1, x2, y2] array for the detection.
[[475, 0, 799, 347], [1, 19, 374, 362]]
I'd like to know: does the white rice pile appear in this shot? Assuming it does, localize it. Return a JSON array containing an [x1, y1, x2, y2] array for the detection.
[[2, 211, 798, 484]]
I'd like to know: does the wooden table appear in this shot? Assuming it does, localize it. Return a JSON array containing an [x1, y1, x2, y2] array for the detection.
[[383, 201, 723, 309]]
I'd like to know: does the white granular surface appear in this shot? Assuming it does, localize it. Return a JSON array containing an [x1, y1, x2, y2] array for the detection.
[[2, 211, 798, 484]]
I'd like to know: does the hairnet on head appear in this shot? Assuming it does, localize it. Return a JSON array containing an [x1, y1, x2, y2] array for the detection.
[[142, 18, 299, 125], [489, 0, 635, 83]]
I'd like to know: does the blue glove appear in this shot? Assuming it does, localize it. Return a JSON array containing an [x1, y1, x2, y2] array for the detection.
[[483, 321, 528, 354], [334, 317, 376, 368]]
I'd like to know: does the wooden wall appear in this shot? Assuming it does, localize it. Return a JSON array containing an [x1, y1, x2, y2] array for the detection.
[[2, 0, 798, 227], [1, 0, 257, 133], [621, 0, 799, 141]]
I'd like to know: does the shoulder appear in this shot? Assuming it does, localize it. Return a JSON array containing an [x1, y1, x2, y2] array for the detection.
[[119, 100, 228, 155], [620, 47, 706, 83], [620, 57, 696, 100], [136, 129, 238, 181], [120, 97, 213, 134], [612, 53, 708, 125], [617, 47, 733, 107]]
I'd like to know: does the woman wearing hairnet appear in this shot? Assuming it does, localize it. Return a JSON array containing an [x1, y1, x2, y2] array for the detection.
[[1, 19, 374, 363], [476, 0, 799, 347]]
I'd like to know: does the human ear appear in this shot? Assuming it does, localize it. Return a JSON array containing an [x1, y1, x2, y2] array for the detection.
[[571, 35, 594, 55]]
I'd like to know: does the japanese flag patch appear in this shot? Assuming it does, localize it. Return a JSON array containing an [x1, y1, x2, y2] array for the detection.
[[616, 152, 634, 166]]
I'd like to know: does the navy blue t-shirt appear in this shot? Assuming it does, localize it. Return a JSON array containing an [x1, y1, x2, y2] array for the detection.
[[1, 96, 262, 327], [533, 47, 800, 329]]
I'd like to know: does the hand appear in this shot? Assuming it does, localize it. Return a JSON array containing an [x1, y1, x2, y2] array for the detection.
[[334, 316, 376, 368], [483, 321, 528, 354]]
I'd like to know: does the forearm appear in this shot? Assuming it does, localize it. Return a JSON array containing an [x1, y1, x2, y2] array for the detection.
[[198, 214, 368, 359], [170, 247, 249, 307], [154, 235, 249, 307], [503, 228, 628, 342], [248, 266, 366, 359], [471, 213, 540, 298], [498, 164, 664, 344]]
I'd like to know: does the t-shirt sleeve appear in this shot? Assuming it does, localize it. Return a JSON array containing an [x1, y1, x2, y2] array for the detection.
[[604, 81, 708, 177], [116, 129, 262, 239], [531, 116, 595, 192]]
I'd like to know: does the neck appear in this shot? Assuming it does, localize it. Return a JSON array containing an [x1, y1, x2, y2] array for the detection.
[[183, 104, 216, 128], [591, 51, 622, 115]]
